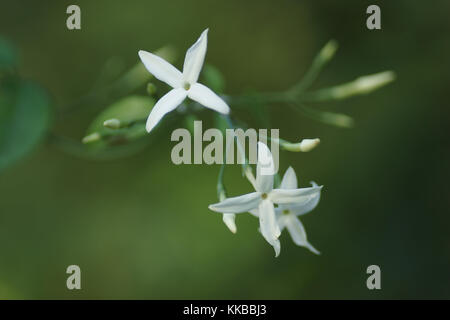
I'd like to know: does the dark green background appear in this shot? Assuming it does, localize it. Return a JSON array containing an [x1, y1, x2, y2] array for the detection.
[[0, 0, 449, 299]]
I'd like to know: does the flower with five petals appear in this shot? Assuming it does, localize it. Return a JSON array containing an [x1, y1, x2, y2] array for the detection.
[[208, 142, 323, 257]]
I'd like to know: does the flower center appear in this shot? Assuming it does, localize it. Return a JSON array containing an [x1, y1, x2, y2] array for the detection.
[[282, 209, 290, 215], [261, 193, 268, 200], [183, 82, 191, 91]]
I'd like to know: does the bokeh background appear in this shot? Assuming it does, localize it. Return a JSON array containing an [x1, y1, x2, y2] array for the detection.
[[1, 0, 449, 299]]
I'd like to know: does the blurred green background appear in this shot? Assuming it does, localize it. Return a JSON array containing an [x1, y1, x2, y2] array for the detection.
[[1, 0, 449, 299]]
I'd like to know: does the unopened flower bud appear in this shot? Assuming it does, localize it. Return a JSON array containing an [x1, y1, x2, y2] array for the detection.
[[318, 40, 338, 63], [299, 138, 320, 152], [82, 132, 101, 144], [352, 71, 396, 95], [305, 71, 396, 102], [103, 118, 121, 129], [277, 137, 321, 152]]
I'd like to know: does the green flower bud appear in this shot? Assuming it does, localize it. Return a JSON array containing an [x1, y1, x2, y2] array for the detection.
[[103, 118, 121, 129], [82, 132, 101, 144]]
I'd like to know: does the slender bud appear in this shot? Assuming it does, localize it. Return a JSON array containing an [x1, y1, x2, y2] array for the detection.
[[352, 71, 396, 95], [82, 132, 101, 144], [319, 111, 354, 128], [273, 137, 321, 152], [318, 40, 338, 63], [299, 138, 320, 152], [290, 40, 339, 93], [103, 118, 121, 129], [306, 71, 396, 101]]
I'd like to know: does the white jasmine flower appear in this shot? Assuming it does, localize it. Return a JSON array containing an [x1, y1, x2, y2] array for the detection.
[[208, 142, 322, 257], [138, 29, 230, 132], [276, 166, 321, 254]]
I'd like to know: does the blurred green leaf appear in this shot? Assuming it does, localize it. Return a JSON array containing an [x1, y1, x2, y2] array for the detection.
[[249, 97, 270, 128], [0, 37, 17, 70], [85, 95, 155, 148], [61, 46, 175, 115], [202, 64, 225, 93], [0, 79, 52, 172]]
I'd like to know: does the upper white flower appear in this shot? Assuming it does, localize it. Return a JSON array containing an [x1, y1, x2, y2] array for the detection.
[[138, 29, 230, 133], [275, 167, 321, 255], [208, 142, 323, 257]]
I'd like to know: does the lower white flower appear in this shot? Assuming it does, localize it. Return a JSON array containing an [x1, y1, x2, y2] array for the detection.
[[275, 167, 322, 254], [208, 142, 322, 257]]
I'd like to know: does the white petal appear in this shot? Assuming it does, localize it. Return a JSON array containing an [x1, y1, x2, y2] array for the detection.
[[256, 229, 281, 257], [279, 166, 298, 189], [290, 182, 321, 216], [208, 192, 262, 214], [222, 213, 237, 233], [138, 50, 183, 88], [269, 185, 323, 205], [276, 214, 288, 231], [272, 239, 281, 257], [256, 142, 275, 193], [285, 214, 320, 255], [259, 200, 281, 244], [146, 88, 187, 132], [274, 204, 288, 217], [188, 83, 230, 114], [183, 29, 208, 84], [249, 208, 259, 217]]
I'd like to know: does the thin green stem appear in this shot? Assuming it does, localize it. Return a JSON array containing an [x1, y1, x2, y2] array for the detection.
[[289, 40, 338, 95]]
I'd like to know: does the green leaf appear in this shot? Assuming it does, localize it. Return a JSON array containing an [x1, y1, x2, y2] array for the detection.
[[202, 64, 225, 93], [0, 79, 52, 172], [0, 37, 17, 70], [85, 95, 155, 148]]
